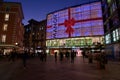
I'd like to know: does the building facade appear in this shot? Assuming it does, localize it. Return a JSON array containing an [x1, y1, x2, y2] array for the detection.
[[0, 2, 24, 55], [24, 19, 46, 54], [102, 0, 120, 60], [46, 1, 104, 55], [0, 0, 3, 6]]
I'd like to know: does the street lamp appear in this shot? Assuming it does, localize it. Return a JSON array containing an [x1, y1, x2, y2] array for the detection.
[[15, 43, 18, 46]]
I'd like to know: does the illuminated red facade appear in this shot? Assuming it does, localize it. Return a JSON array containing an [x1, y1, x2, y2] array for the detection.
[[46, 1, 104, 54], [47, 1, 104, 39]]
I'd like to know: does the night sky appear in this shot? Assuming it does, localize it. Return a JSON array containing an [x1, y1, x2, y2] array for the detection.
[[4, 0, 98, 25]]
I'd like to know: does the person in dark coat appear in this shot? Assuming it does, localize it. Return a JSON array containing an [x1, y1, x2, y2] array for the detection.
[[71, 50, 75, 63], [43, 52, 47, 62], [88, 52, 93, 63], [59, 52, 63, 62], [82, 51, 86, 62], [9, 49, 16, 62], [65, 51, 70, 60], [99, 52, 107, 69], [54, 52, 57, 62], [22, 51, 28, 68]]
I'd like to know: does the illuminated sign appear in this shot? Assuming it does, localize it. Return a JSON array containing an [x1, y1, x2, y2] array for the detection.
[[47, 2, 104, 39]]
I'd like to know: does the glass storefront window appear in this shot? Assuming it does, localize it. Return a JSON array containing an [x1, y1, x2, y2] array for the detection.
[[112, 29, 119, 42], [5, 14, 9, 21], [46, 37, 103, 48], [3, 24, 8, 31], [118, 28, 120, 40], [113, 30, 116, 41], [116, 29, 119, 40], [115, 29, 119, 41], [1, 35, 6, 43], [75, 39, 81, 46], [86, 39, 92, 45], [105, 34, 111, 44]]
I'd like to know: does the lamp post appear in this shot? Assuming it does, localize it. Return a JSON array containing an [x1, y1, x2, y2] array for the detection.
[[15, 42, 19, 52], [15, 43, 18, 46]]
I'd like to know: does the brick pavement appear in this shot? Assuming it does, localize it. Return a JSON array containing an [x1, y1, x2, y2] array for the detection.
[[0, 56, 120, 80]]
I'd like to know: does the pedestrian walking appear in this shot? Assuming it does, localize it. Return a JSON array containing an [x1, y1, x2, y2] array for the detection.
[[99, 51, 107, 69], [82, 50, 86, 62], [88, 52, 93, 63], [65, 51, 70, 60], [59, 52, 63, 62], [39, 52, 44, 62], [9, 49, 16, 62], [71, 50, 75, 63], [54, 52, 57, 62], [22, 51, 28, 68], [43, 52, 47, 62]]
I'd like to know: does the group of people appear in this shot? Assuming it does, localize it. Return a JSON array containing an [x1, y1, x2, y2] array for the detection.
[[95, 51, 108, 69], [8, 49, 29, 68], [8, 50, 48, 68], [37, 52, 47, 62], [54, 50, 76, 63], [82, 50, 108, 69], [1, 48, 109, 70]]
